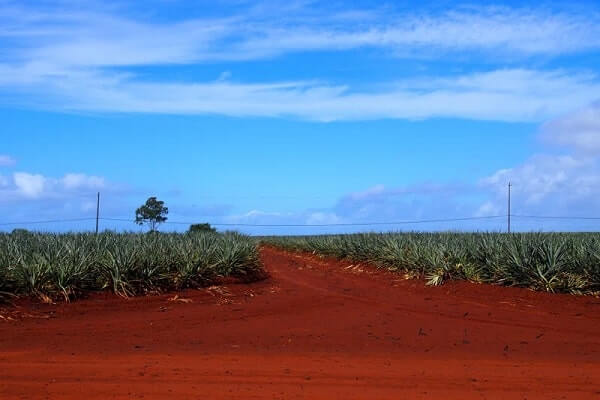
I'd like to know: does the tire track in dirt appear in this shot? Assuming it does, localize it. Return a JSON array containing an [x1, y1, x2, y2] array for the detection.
[[264, 246, 600, 338]]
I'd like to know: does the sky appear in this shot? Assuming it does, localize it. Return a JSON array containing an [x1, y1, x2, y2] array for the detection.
[[1, 0, 600, 234]]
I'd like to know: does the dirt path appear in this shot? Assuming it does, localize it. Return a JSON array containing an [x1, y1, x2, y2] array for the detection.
[[1, 246, 600, 399]]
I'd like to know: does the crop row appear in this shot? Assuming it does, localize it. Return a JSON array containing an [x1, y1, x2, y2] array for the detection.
[[262, 232, 600, 295], [0, 231, 263, 302]]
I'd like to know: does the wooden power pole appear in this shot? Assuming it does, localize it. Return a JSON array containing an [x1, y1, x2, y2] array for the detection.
[[507, 182, 512, 234], [95, 192, 100, 234]]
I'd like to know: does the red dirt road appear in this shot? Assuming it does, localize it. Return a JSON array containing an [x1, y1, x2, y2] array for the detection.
[[2, 246, 600, 399]]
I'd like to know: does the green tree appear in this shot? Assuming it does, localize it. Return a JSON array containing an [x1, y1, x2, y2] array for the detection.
[[189, 223, 216, 233], [135, 197, 168, 232]]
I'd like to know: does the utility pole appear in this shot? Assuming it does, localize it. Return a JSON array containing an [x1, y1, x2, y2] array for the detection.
[[507, 182, 512, 234], [95, 192, 100, 234]]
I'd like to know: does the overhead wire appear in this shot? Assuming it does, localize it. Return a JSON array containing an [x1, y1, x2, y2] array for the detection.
[[3, 215, 600, 228], [100, 215, 503, 227]]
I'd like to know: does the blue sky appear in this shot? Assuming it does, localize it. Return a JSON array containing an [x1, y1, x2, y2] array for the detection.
[[1, 0, 600, 233]]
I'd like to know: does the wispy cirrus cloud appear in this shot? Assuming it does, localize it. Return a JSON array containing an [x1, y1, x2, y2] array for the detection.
[[0, 2, 599, 121], [1, 67, 599, 122], [2, 3, 599, 66], [233, 7, 600, 59]]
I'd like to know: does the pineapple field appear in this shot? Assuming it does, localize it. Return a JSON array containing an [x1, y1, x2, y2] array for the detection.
[[263, 232, 600, 294], [0, 231, 262, 302]]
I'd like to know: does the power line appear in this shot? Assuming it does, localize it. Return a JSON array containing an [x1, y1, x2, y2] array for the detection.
[[0, 218, 96, 227], [99, 215, 503, 227], [512, 215, 600, 221], [3, 214, 600, 229]]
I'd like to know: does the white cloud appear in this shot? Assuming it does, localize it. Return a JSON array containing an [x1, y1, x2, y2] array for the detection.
[[174, 102, 600, 230], [231, 136, 600, 230], [480, 154, 597, 206], [0, 171, 141, 231], [235, 7, 600, 59], [0, 3, 599, 121], [1, 172, 111, 201], [224, 209, 344, 227], [62, 173, 105, 190], [305, 212, 343, 225], [347, 184, 386, 201], [213, 181, 501, 233], [334, 182, 479, 222], [2, 4, 599, 68], [475, 201, 501, 217], [225, 209, 291, 224], [478, 103, 600, 220], [0, 154, 16, 166], [541, 101, 600, 154], [80, 200, 97, 213], [1, 67, 597, 122], [13, 172, 46, 198], [0, 170, 132, 229]]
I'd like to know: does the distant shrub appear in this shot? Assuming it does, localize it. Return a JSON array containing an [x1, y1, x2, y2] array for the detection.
[[189, 223, 217, 233]]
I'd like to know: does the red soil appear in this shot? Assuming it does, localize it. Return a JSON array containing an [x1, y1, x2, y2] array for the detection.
[[1, 246, 600, 399]]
